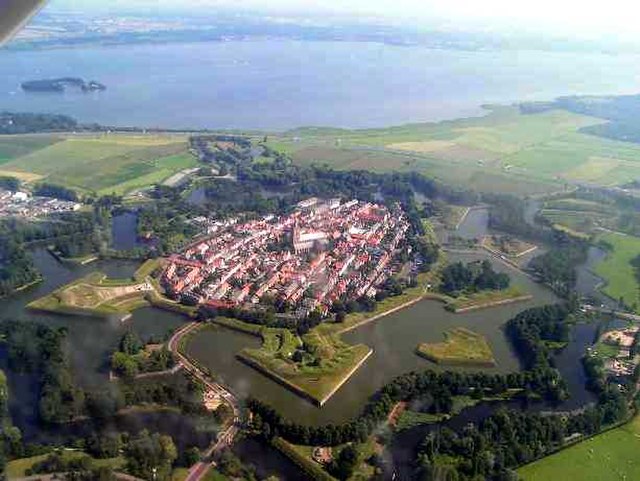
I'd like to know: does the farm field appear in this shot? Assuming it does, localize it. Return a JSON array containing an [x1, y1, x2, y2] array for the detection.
[[594, 232, 640, 312], [518, 415, 640, 481], [269, 107, 640, 194], [0, 133, 198, 194], [416, 327, 496, 367], [0, 135, 63, 163]]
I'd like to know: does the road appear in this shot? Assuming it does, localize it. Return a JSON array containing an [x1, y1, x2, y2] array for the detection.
[[168, 322, 242, 481], [583, 305, 640, 323]]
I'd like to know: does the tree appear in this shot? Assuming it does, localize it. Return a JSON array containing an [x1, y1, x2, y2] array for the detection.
[[119, 331, 142, 355], [330, 444, 359, 480], [111, 352, 138, 379], [124, 431, 177, 481]]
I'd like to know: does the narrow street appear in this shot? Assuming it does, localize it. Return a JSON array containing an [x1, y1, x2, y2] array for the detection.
[[167, 322, 242, 481]]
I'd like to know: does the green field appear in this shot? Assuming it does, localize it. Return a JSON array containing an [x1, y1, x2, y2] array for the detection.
[[0, 135, 63, 163], [416, 327, 496, 367], [594, 232, 640, 312], [0, 133, 198, 194], [269, 107, 640, 193], [518, 415, 640, 481]]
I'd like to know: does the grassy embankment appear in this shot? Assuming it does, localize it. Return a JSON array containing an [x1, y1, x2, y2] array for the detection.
[[27, 258, 163, 319], [268, 107, 640, 195], [0, 133, 198, 195], [538, 197, 618, 237], [274, 431, 382, 481], [480, 235, 538, 258], [416, 327, 496, 367], [6, 452, 124, 479], [445, 286, 532, 313], [594, 232, 640, 313], [518, 414, 640, 481], [211, 317, 372, 406]]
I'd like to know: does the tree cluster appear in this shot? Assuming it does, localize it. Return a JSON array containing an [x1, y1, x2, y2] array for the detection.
[[440, 260, 510, 295]]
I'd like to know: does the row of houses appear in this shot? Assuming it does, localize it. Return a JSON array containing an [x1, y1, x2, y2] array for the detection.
[[161, 198, 409, 317]]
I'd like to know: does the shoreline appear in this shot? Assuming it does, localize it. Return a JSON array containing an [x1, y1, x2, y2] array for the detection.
[[237, 347, 373, 407], [451, 294, 533, 313], [335, 293, 446, 335]]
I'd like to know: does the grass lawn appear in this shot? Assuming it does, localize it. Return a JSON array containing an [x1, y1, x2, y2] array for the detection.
[[446, 286, 531, 312], [416, 327, 496, 367], [518, 415, 640, 481], [6, 452, 124, 479], [594, 232, 640, 312], [395, 410, 448, 431], [0, 133, 196, 194], [171, 468, 189, 481], [592, 341, 621, 360], [270, 107, 640, 193]]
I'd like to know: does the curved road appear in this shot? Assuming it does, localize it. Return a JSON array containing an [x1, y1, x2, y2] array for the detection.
[[168, 322, 242, 481]]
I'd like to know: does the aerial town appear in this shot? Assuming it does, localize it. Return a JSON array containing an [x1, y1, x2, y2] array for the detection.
[[161, 197, 409, 317], [0, 188, 82, 218]]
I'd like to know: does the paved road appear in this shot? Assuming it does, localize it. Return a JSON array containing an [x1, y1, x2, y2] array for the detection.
[[168, 322, 242, 481], [584, 305, 640, 323]]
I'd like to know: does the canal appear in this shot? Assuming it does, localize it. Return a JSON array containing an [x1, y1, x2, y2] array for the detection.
[[0, 203, 613, 479]]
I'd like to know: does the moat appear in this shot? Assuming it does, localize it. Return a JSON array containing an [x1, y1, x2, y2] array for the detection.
[[0, 207, 609, 479]]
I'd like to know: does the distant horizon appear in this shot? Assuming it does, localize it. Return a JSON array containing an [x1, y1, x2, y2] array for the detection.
[[40, 0, 640, 44]]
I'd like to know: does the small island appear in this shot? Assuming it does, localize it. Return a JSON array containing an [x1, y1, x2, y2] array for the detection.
[[416, 327, 496, 367], [21, 77, 107, 93]]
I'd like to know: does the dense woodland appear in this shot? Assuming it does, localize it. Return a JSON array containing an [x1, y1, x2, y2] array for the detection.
[[0, 321, 84, 424], [528, 232, 588, 298], [110, 331, 175, 379], [0, 238, 40, 298], [0, 112, 78, 134], [440, 260, 510, 295], [0, 320, 220, 480], [33, 182, 79, 202]]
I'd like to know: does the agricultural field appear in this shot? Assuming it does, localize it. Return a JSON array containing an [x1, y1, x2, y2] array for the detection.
[[518, 415, 640, 481], [212, 317, 372, 406], [416, 327, 496, 367], [594, 232, 640, 312], [538, 196, 619, 236], [269, 107, 640, 194], [0, 133, 198, 195], [0, 135, 63, 163]]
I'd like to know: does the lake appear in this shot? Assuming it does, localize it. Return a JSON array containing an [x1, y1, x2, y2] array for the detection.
[[3, 41, 640, 130]]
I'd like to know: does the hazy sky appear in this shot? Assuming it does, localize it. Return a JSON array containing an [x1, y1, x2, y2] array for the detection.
[[47, 0, 640, 40]]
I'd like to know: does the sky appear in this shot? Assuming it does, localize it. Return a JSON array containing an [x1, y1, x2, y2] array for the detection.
[[46, 0, 640, 41]]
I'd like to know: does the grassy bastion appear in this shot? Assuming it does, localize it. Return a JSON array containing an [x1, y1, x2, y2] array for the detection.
[[211, 317, 373, 407], [416, 327, 496, 367], [27, 258, 163, 321]]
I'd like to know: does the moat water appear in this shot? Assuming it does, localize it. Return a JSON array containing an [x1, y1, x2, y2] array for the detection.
[[0, 207, 610, 479]]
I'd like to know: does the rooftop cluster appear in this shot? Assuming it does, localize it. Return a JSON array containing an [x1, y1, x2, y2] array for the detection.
[[0, 189, 81, 218], [161, 198, 409, 318]]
